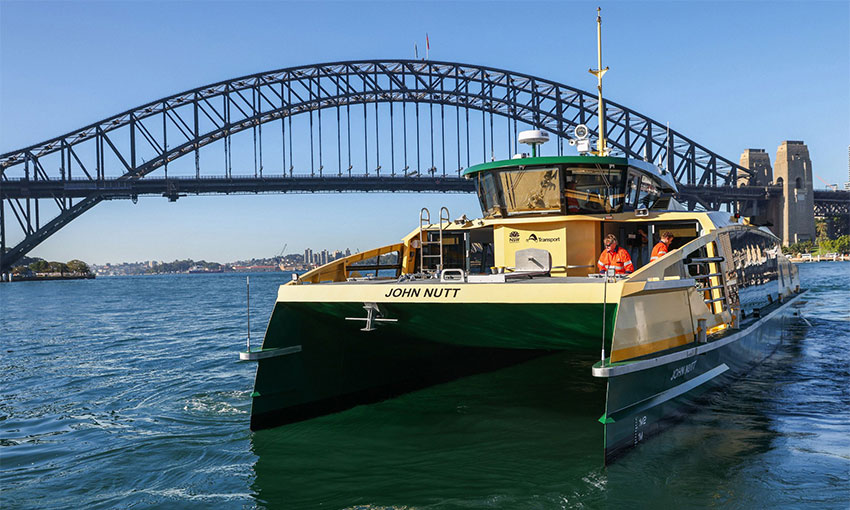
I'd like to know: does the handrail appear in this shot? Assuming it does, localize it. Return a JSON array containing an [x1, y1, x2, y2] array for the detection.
[[700, 284, 727, 292], [419, 208, 430, 273], [439, 207, 450, 272], [686, 256, 725, 264]]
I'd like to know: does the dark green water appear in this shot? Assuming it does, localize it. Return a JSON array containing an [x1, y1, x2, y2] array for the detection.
[[1, 263, 848, 509]]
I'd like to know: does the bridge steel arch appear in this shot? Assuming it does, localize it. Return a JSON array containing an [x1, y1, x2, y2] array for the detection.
[[0, 59, 749, 273]]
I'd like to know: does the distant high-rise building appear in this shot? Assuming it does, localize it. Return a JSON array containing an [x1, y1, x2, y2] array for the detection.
[[345, 248, 351, 257], [304, 248, 312, 266]]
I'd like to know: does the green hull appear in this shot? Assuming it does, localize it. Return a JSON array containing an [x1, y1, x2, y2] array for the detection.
[[596, 291, 805, 464], [250, 301, 616, 430]]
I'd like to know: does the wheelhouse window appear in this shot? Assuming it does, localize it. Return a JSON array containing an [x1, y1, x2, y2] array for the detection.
[[498, 167, 561, 215], [636, 178, 661, 209], [626, 172, 641, 206], [473, 162, 651, 217], [477, 172, 503, 217], [564, 167, 625, 214]]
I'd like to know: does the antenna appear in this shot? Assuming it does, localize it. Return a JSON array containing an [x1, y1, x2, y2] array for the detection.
[[588, 7, 609, 156]]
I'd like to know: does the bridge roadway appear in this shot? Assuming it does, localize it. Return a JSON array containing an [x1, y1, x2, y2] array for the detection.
[[3, 174, 846, 208]]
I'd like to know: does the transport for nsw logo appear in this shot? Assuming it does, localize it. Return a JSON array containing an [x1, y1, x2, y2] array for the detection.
[[526, 233, 561, 243], [509, 230, 560, 244]]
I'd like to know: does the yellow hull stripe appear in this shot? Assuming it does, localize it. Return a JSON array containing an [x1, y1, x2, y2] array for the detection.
[[610, 332, 692, 363]]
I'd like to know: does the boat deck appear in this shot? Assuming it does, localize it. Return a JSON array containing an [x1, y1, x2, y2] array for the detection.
[[320, 275, 625, 285]]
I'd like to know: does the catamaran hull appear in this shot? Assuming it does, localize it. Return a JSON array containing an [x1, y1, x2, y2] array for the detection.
[[249, 300, 615, 430], [595, 292, 805, 464]]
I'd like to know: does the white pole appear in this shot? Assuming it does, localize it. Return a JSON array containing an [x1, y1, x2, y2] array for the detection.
[[246, 276, 251, 352], [601, 272, 607, 362], [601, 267, 615, 362]]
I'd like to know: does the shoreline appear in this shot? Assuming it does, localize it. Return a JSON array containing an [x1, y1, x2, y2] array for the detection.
[[789, 254, 849, 263], [6, 274, 96, 282]]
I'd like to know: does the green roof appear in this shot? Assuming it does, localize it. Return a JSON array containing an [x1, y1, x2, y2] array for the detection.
[[461, 155, 631, 177]]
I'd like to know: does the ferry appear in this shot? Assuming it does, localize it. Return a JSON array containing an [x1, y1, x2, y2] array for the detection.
[[244, 10, 805, 463]]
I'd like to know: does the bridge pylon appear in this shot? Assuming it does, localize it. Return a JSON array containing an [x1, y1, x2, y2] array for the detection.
[[774, 141, 816, 246], [737, 148, 778, 225]]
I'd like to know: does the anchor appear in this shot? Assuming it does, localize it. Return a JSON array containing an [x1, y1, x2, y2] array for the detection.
[[345, 302, 398, 331]]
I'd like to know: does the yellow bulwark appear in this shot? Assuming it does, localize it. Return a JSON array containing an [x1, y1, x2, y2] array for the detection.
[[292, 243, 405, 284]]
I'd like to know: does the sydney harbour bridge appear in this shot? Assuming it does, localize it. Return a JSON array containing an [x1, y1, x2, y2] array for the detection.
[[1, 59, 848, 274]]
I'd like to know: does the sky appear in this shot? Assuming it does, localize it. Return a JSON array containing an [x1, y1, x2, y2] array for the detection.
[[1, 0, 848, 264]]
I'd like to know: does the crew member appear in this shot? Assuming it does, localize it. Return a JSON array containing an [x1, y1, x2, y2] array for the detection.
[[597, 234, 634, 275], [627, 228, 649, 266], [650, 231, 675, 262]]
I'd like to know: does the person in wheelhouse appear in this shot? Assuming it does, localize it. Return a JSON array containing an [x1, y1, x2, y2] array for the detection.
[[598, 234, 634, 275]]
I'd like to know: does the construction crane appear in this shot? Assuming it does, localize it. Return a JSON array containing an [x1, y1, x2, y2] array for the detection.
[[815, 174, 838, 191], [276, 243, 288, 260]]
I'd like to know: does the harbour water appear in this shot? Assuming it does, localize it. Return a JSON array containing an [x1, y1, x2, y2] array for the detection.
[[1, 263, 848, 509]]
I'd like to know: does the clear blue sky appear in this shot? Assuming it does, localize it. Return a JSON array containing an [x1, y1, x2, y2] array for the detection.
[[1, 1, 848, 264]]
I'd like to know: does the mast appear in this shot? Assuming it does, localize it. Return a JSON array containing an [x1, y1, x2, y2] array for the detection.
[[589, 7, 609, 156]]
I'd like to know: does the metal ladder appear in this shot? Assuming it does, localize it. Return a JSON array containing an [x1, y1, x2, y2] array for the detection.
[[419, 207, 449, 273], [688, 255, 729, 314]]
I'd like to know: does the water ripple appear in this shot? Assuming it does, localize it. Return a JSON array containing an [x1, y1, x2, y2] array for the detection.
[[1, 266, 848, 509]]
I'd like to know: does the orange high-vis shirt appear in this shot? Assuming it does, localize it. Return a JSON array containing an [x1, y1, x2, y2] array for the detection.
[[650, 241, 669, 262], [597, 247, 634, 275]]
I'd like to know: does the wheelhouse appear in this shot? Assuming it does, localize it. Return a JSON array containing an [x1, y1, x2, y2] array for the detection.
[[463, 156, 678, 218]]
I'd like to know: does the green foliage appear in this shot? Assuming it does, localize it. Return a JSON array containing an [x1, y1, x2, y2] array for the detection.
[[786, 235, 850, 255], [783, 240, 815, 255], [17, 255, 44, 266], [818, 235, 850, 255], [66, 259, 91, 274], [47, 261, 69, 274], [11, 265, 31, 275], [28, 260, 49, 272], [25, 258, 90, 275], [815, 219, 829, 242]]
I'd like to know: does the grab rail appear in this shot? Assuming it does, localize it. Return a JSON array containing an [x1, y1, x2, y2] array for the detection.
[[418, 207, 450, 273], [686, 256, 725, 264], [692, 272, 723, 279]]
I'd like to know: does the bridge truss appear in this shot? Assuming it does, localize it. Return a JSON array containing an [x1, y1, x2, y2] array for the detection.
[[814, 190, 850, 237], [0, 59, 765, 272]]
